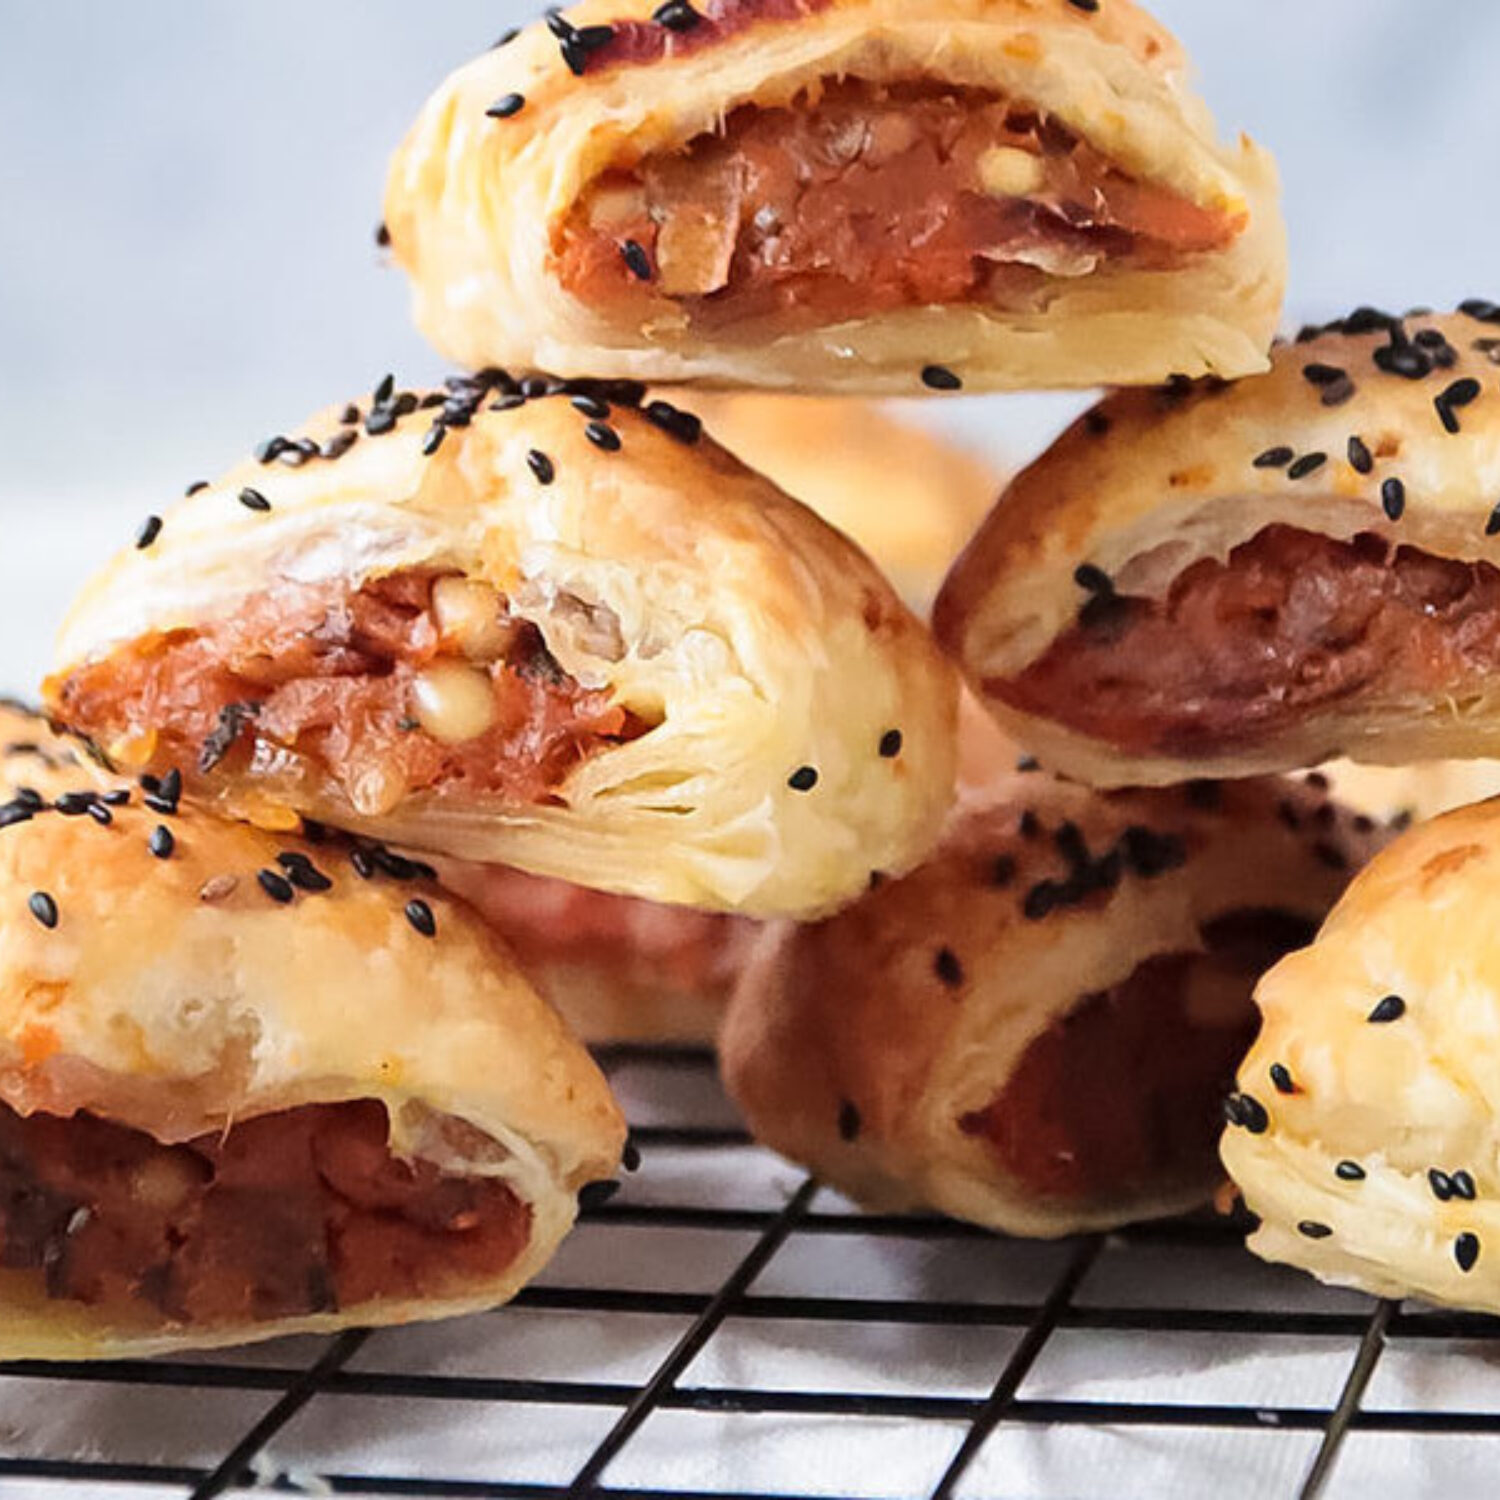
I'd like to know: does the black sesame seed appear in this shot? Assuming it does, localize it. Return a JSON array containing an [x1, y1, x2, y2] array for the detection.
[[0, 804, 33, 830], [527, 450, 555, 485], [584, 421, 622, 452], [54, 791, 95, 817], [364, 408, 396, 436], [1073, 563, 1114, 596], [921, 364, 963, 391], [570, 394, 610, 420], [1381, 477, 1406, 521], [350, 847, 376, 880], [788, 766, 818, 792], [1016, 755, 1041, 773], [257, 869, 295, 904], [421, 424, 447, 457], [493, 27, 521, 48], [184, 480, 209, 497], [375, 221, 391, 248], [1120, 825, 1187, 878], [1460, 299, 1500, 325], [1023, 881, 1059, 920], [1453, 1170, 1478, 1202], [878, 729, 903, 758], [27, 891, 58, 929], [643, 400, 702, 445], [619, 239, 653, 281], [1066, 0, 1100, 10], [1269, 1063, 1295, 1095], [1347, 435, 1374, 475], [340, 404, 360, 425], [1303, 362, 1346, 386], [653, 0, 702, 28], [285, 862, 332, 893], [991, 854, 1017, 888], [237, 487, 272, 513], [1336, 1160, 1366, 1182], [520, 376, 556, 400], [485, 92, 526, 119], [254, 435, 288, 464], [101, 789, 131, 807], [148, 825, 174, 859], [1430, 1168, 1456, 1202], [1228, 1092, 1269, 1134], [934, 947, 964, 988], [1321, 376, 1356, 408], [1253, 446, 1295, 470], [837, 1098, 862, 1142], [373, 373, 395, 405], [1297, 1221, 1333, 1240], [1436, 398, 1461, 435], [1374, 341, 1432, 380], [135, 514, 163, 550], [405, 898, 437, 938], [1084, 409, 1112, 436], [1287, 452, 1327, 481], [1368, 994, 1406, 1023], [321, 430, 358, 460], [1456, 1232, 1481, 1272], [87, 802, 112, 826]]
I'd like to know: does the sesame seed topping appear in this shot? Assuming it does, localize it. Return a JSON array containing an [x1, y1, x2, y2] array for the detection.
[[339, 404, 360, 425], [135, 515, 163, 550], [787, 766, 818, 792], [619, 239, 653, 281], [1287, 452, 1327, 481], [1321, 376, 1356, 407], [921, 364, 963, 391], [1298, 1221, 1333, 1240], [1430, 1168, 1456, 1202], [1066, 0, 1100, 10], [237, 487, 272, 513], [1303, 362, 1346, 387], [1016, 755, 1041, 772], [405, 898, 437, 938], [421, 424, 447, 457], [1381, 477, 1406, 521], [1023, 881, 1059, 920], [1460, 299, 1500, 326], [1456, 1232, 1481, 1271], [1224, 1092, 1269, 1134], [350, 847, 376, 880], [585, 421, 622, 452], [837, 1098, 861, 1141], [1367, 994, 1406, 1024], [1336, 1161, 1366, 1181], [878, 729, 903, 758], [527, 450, 556, 485], [991, 855, 1017, 888], [1347, 436, 1374, 475], [485, 92, 526, 119], [364, 408, 396, 436], [934, 947, 964, 988], [571, 394, 610, 419], [373, 373, 395, 405], [1452, 1170, 1478, 1201], [185, 480, 209, 497], [643, 400, 702, 445], [374, 222, 391, 248], [279, 855, 332, 893], [54, 791, 95, 817], [257, 869, 295, 904], [1073, 563, 1113, 596], [493, 27, 521, 48], [1253, 446, 1295, 470], [27, 892, 58, 929], [148, 826, 175, 859], [653, 0, 702, 28], [1487, 501, 1500, 538], [1269, 1063, 1295, 1095]]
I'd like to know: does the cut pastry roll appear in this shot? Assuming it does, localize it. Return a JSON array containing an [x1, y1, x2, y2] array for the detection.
[[722, 771, 1383, 1237], [44, 378, 958, 918], [0, 706, 623, 1357], [1222, 798, 1500, 1312], [383, 0, 1283, 392], [937, 306, 1500, 787]]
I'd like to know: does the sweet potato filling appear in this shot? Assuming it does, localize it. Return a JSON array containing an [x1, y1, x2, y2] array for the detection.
[[53, 571, 646, 817], [995, 527, 1500, 757], [0, 1099, 531, 1327], [557, 81, 1242, 326], [959, 908, 1315, 1203]]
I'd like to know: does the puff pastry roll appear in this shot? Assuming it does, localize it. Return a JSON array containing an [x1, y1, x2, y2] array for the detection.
[[722, 770, 1383, 1237], [0, 707, 623, 1358], [671, 393, 1003, 613], [45, 378, 958, 919], [433, 858, 757, 1043], [937, 306, 1500, 786], [383, 0, 1284, 393], [1222, 798, 1500, 1313]]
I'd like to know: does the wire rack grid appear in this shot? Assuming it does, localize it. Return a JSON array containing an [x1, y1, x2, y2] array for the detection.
[[1, 1044, 1498, 1500]]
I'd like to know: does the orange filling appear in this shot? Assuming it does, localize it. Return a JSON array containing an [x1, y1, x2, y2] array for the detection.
[[53, 571, 644, 817], [995, 527, 1500, 758], [0, 1099, 530, 1328], [959, 909, 1314, 1204], [557, 81, 1242, 327]]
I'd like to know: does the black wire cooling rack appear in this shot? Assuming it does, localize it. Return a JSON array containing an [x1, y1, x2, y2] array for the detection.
[[3, 1044, 1499, 1500]]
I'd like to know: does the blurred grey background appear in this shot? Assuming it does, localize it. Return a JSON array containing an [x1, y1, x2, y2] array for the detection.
[[2, 1, 1497, 690]]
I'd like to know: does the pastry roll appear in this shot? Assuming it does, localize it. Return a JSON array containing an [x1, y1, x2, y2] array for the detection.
[[1318, 757, 1500, 829], [1222, 798, 1500, 1313], [383, 0, 1284, 393], [722, 771, 1382, 1237], [432, 858, 758, 1043], [44, 379, 959, 919], [0, 707, 623, 1358], [937, 306, 1500, 787], [670, 393, 1003, 613]]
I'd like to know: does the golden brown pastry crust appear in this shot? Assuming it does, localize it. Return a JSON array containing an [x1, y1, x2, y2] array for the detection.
[[384, 0, 1283, 393], [936, 307, 1500, 785], [0, 707, 623, 1358], [1222, 797, 1500, 1311], [44, 384, 958, 919], [722, 770, 1382, 1237], [667, 393, 1003, 614]]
